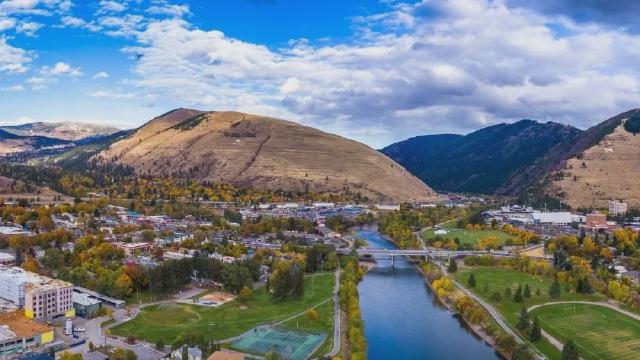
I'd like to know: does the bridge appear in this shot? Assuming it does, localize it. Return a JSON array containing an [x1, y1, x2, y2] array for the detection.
[[336, 248, 513, 266]]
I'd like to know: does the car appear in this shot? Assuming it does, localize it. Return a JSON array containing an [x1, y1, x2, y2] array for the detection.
[[75, 327, 85, 332]]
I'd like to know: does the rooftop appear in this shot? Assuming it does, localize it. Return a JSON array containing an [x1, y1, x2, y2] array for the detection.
[[0, 311, 51, 339], [0, 266, 72, 292]]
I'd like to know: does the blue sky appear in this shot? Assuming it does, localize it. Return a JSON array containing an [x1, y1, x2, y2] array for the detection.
[[1, 0, 639, 147]]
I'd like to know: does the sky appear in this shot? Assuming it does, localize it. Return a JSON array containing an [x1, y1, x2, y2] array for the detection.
[[0, 0, 639, 148]]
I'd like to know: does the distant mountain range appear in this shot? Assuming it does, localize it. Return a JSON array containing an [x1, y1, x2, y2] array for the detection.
[[383, 109, 640, 208], [0, 122, 119, 141], [0, 128, 72, 156], [88, 109, 436, 202]]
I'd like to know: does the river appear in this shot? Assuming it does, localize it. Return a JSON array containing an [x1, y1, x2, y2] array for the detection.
[[355, 227, 500, 360]]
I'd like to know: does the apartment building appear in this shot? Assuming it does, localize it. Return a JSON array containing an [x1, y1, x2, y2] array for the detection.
[[0, 266, 74, 321]]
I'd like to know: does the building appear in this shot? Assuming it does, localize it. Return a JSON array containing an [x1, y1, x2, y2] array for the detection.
[[0, 266, 74, 321], [72, 292, 102, 319], [0, 311, 54, 356], [113, 242, 152, 256], [0, 252, 15, 266], [585, 212, 608, 230], [530, 212, 585, 226], [608, 200, 628, 216], [172, 345, 203, 360], [207, 350, 246, 360]]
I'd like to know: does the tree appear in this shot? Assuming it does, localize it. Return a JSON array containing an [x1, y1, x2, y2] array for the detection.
[[549, 276, 561, 299], [512, 344, 534, 360], [517, 308, 530, 330], [156, 339, 165, 350], [576, 276, 592, 294], [490, 292, 501, 302], [504, 287, 512, 299], [468, 273, 476, 288], [514, 284, 523, 303], [448, 258, 457, 273], [60, 351, 82, 360], [22, 256, 40, 273], [561, 340, 579, 360], [88, 341, 95, 351], [305, 308, 320, 321], [238, 286, 253, 304], [535, 288, 541, 296], [529, 317, 541, 342], [523, 284, 531, 298]]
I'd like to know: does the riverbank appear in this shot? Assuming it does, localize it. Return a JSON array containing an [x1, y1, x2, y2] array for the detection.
[[354, 227, 499, 360]]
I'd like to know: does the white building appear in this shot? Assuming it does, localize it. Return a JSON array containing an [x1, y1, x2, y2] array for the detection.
[[0, 252, 15, 266], [531, 212, 585, 226], [608, 200, 628, 216]]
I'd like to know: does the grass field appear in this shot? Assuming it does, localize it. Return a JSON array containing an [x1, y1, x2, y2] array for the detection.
[[454, 266, 602, 360], [531, 303, 640, 360], [112, 273, 335, 346], [422, 228, 514, 246]]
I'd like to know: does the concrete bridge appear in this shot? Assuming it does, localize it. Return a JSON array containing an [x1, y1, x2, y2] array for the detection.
[[336, 248, 513, 266]]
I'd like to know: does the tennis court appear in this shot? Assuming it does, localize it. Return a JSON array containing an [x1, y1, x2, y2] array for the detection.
[[231, 326, 326, 360]]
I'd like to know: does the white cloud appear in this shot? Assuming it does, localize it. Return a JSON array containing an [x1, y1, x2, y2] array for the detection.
[[16, 21, 43, 36], [147, 3, 190, 18], [0, 37, 31, 73], [112, 1, 640, 146], [97, 1, 127, 15], [0, 84, 24, 92], [93, 71, 109, 79], [60, 15, 85, 27], [0, 18, 17, 31], [40, 61, 82, 76], [90, 89, 135, 99]]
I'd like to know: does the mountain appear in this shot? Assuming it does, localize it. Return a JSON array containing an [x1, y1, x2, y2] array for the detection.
[[0, 122, 119, 141], [548, 109, 640, 208], [0, 129, 72, 156], [92, 109, 436, 202], [382, 120, 583, 195]]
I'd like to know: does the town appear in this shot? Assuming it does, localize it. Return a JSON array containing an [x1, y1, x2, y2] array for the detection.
[[0, 186, 639, 360]]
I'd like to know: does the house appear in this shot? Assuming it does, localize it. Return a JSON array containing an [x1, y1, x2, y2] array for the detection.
[[171, 345, 203, 360], [609, 200, 628, 216], [0, 252, 15, 266], [73, 292, 102, 319], [113, 242, 152, 256]]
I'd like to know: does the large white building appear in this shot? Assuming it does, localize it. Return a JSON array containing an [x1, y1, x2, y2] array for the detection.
[[608, 200, 628, 216], [0, 266, 74, 321]]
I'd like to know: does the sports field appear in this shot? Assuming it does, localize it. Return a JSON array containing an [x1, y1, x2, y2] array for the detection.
[[111, 273, 335, 345], [232, 326, 325, 360], [531, 303, 640, 360], [422, 228, 513, 246], [454, 267, 602, 360]]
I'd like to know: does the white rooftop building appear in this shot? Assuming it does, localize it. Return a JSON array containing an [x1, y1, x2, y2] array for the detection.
[[531, 212, 585, 226]]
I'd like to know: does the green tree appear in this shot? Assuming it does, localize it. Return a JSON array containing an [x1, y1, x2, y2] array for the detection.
[[490, 292, 501, 302], [156, 339, 165, 350], [468, 273, 477, 288], [523, 284, 531, 298], [238, 286, 253, 304], [516, 308, 530, 330], [448, 258, 457, 273], [512, 344, 534, 360], [549, 276, 561, 299], [529, 317, 541, 342], [514, 284, 523, 303], [561, 340, 579, 360]]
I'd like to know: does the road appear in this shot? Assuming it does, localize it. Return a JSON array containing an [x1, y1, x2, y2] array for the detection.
[[325, 269, 341, 358]]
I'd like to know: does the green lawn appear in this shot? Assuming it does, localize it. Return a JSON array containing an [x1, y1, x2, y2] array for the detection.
[[454, 267, 602, 360], [531, 303, 640, 360], [422, 228, 514, 246], [112, 273, 335, 346], [281, 299, 334, 357]]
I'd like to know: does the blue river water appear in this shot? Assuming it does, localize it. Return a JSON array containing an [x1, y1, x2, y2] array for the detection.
[[355, 227, 500, 360]]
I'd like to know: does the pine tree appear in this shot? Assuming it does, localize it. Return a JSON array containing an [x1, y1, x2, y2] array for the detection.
[[448, 258, 457, 273], [504, 286, 512, 299], [468, 273, 477, 288], [549, 276, 561, 299], [514, 284, 523, 303], [529, 317, 541, 342], [561, 340, 579, 360], [517, 308, 530, 330], [535, 287, 541, 296], [523, 284, 531, 298]]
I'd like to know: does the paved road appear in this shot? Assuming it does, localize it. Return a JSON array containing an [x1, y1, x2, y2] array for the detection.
[[325, 269, 341, 358]]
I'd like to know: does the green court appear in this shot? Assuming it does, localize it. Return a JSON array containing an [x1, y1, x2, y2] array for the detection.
[[232, 326, 326, 360]]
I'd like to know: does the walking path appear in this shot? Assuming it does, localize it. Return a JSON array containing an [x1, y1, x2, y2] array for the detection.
[[325, 269, 341, 358]]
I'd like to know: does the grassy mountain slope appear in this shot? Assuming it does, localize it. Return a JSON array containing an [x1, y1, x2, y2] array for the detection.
[[93, 109, 436, 202]]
